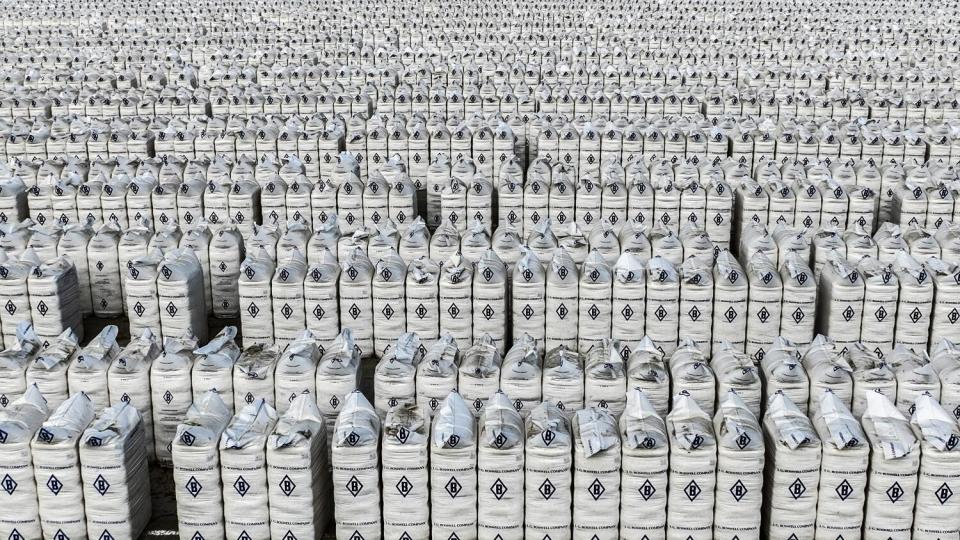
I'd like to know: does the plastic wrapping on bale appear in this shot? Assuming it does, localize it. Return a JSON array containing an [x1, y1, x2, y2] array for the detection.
[[380, 403, 429, 540], [760, 337, 810, 414], [191, 326, 242, 412], [79, 401, 152, 540], [666, 393, 717, 540], [611, 251, 646, 359], [31, 392, 96, 540], [0, 323, 42, 411], [545, 247, 580, 353], [172, 390, 232, 540], [156, 248, 208, 343], [812, 390, 869, 540], [713, 250, 748, 352], [151, 331, 199, 464], [67, 325, 119, 410], [338, 247, 375, 358], [513, 247, 547, 350], [473, 249, 509, 354], [0, 385, 49, 539], [26, 328, 79, 410], [910, 393, 960, 540], [572, 406, 621, 540], [762, 392, 822, 540], [619, 389, 668, 540], [460, 334, 502, 418], [861, 392, 921, 540], [430, 391, 477, 540], [267, 394, 331, 540], [28, 255, 83, 343], [220, 398, 278, 540], [374, 333, 422, 416], [109, 329, 162, 460], [713, 390, 765, 540], [500, 334, 543, 418], [478, 391, 525, 540], [415, 334, 460, 417]]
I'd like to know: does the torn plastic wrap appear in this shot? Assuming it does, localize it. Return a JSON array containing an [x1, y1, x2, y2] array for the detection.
[[666, 393, 717, 540], [430, 391, 478, 540], [572, 406, 621, 540], [861, 391, 920, 539], [848, 343, 897, 418], [762, 392, 821, 539], [478, 391, 525, 540], [172, 390, 232, 540], [619, 389, 668, 540]]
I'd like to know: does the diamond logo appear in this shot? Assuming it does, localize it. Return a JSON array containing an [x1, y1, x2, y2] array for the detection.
[[522, 304, 535, 320], [37, 301, 48, 316], [886, 481, 904, 503], [312, 305, 325, 320], [247, 303, 260, 318], [445, 476, 462, 498], [539, 478, 555, 500], [3, 301, 14, 316], [279, 475, 296, 496], [233, 476, 250, 497], [688, 305, 701, 321], [639, 479, 656, 501], [730, 479, 748, 501], [482, 304, 495, 320], [166, 302, 178, 317], [758, 306, 770, 323], [349, 304, 361, 320], [655, 305, 667, 321], [381, 304, 394, 320], [415, 304, 427, 319], [621, 305, 634, 320], [46, 474, 63, 495], [835, 479, 853, 501], [875, 306, 887, 321], [490, 478, 508, 500], [588, 478, 605, 500], [789, 478, 806, 499], [556, 303, 569, 319], [936, 482, 953, 504], [910, 307, 922, 323], [447, 303, 461, 318], [792, 307, 805, 323], [93, 474, 110, 496], [724, 306, 738, 322], [684, 480, 701, 501], [842, 306, 855, 322], [329, 395, 341, 409], [396, 475, 414, 498], [346, 475, 363, 497], [186, 476, 202, 497], [588, 304, 601, 320]]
